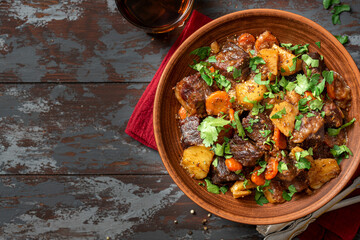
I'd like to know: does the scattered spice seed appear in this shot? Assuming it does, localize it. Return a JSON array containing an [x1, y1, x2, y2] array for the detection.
[[203, 226, 208, 231], [188, 231, 193, 235], [207, 213, 212, 217], [174, 220, 178, 224], [190, 209, 195, 215], [202, 219, 207, 225]]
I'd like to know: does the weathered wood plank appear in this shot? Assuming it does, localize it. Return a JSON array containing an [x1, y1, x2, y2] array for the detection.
[[0, 0, 358, 83], [0, 83, 165, 175], [0, 175, 262, 240]]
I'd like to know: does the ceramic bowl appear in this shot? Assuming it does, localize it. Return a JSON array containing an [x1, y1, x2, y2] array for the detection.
[[153, 9, 360, 224]]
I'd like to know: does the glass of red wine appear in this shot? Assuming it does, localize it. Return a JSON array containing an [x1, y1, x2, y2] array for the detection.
[[115, 0, 194, 33]]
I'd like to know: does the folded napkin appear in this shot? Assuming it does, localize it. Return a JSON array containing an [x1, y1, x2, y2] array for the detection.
[[125, 10, 212, 150], [125, 10, 360, 240]]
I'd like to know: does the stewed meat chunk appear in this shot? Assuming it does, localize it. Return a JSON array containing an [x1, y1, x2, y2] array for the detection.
[[229, 134, 264, 167], [291, 111, 324, 144], [175, 73, 212, 117], [211, 157, 244, 184], [213, 40, 250, 82], [179, 116, 203, 148]]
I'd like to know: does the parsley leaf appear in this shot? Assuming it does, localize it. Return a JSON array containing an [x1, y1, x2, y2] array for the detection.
[[255, 190, 269, 206], [204, 178, 220, 194], [294, 149, 312, 170], [294, 74, 309, 95], [332, 4, 351, 15], [309, 99, 324, 111], [190, 47, 211, 60], [208, 55, 217, 63], [227, 66, 234, 72], [220, 186, 228, 194], [243, 97, 265, 115], [260, 129, 271, 138], [323, 0, 340, 9], [327, 118, 356, 136], [335, 35, 349, 45], [289, 58, 298, 72], [295, 114, 304, 131], [322, 70, 334, 84], [315, 41, 321, 48], [212, 157, 218, 167], [278, 161, 289, 173], [233, 67, 242, 79], [257, 161, 267, 176], [249, 56, 266, 71], [271, 107, 287, 119], [282, 185, 297, 201], [254, 73, 269, 85], [198, 116, 231, 147], [234, 110, 246, 139], [213, 143, 225, 156], [302, 54, 319, 68], [330, 145, 353, 164]]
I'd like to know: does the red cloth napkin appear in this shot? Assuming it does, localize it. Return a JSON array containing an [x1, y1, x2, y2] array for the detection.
[[125, 10, 360, 240], [125, 10, 212, 150]]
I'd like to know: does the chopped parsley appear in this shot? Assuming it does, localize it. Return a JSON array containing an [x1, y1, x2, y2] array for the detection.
[[294, 114, 304, 131], [190, 46, 211, 60], [220, 186, 229, 194], [309, 99, 324, 111], [212, 157, 218, 167], [249, 56, 266, 71], [289, 58, 298, 71], [243, 179, 249, 188], [330, 145, 353, 164], [260, 129, 272, 138], [334, 35, 349, 45], [278, 161, 289, 173], [204, 178, 220, 194], [294, 148, 313, 170], [255, 190, 269, 206], [208, 55, 217, 63], [323, 0, 340, 9], [234, 110, 246, 139], [315, 41, 321, 48], [233, 67, 242, 79], [307, 112, 317, 118], [257, 161, 267, 176], [227, 66, 234, 72], [294, 74, 309, 95], [282, 185, 297, 201], [230, 97, 235, 103], [322, 70, 334, 84], [243, 97, 265, 115], [302, 54, 319, 68], [213, 143, 225, 156], [327, 118, 356, 136], [198, 116, 231, 147], [254, 73, 270, 85], [271, 108, 287, 119]]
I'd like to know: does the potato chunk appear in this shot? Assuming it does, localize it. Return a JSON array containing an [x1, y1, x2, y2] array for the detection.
[[230, 180, 257, 198], [272, 44, 302, 76], [181, 146, 214, 179], [258, 49, 278, 80], [270, 101, 299, 136], [308, 158, 340, 189], [235, 78, 267, 110]]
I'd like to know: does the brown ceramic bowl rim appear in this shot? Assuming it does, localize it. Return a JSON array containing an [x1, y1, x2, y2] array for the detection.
[[154, 9, 360, 225]]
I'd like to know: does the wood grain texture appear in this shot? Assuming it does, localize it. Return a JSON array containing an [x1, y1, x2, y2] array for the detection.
[[0, 83, 164, 174], [0, 175, 262, 240]]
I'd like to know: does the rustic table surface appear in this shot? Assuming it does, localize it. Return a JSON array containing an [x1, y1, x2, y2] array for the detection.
[[0, 0, 359, 239]]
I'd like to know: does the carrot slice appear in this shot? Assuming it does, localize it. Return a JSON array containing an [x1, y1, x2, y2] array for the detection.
[[326, 82, 336, 99], [229, 108, 235, 121], [205, 91, 231, 116], [209, 66, 215, 73], [255, 31, 279, 52], [273, 127, 287, 149], [225, 157, 243, 172], [304, 91, 316, 101], [237, 33, 255, 52], [265, 157, 279, 180], [251, 166, 266, 186], [178, 106, 188, 120]]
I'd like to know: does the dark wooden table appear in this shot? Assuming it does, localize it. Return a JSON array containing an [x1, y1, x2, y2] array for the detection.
[[0, 0, 359, 239]]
